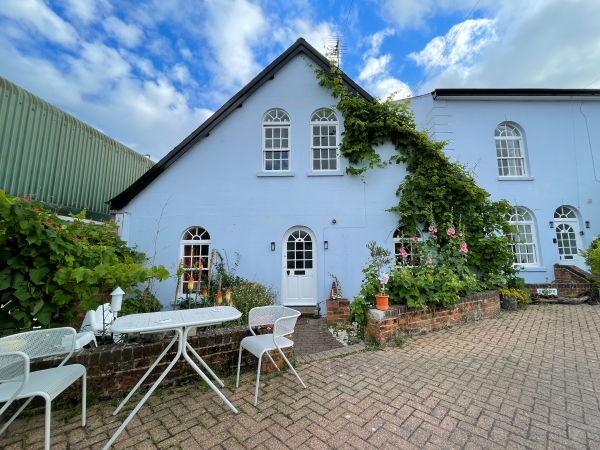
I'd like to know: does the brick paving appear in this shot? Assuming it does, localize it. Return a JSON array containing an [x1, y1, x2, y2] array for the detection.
[[3, 304, 600, 449], [293, 316, 344, 356]]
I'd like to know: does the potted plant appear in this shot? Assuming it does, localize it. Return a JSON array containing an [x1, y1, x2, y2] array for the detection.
[[499, 287, 530, 310], [366, 241, 393, 311], [377, 272, 390, 310]]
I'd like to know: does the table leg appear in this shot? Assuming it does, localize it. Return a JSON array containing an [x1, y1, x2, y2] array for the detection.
[[112, 332, 179, 416], [181, 327, 238, 414], [185, 342, 225, 388], [103, 330, 183, 450]]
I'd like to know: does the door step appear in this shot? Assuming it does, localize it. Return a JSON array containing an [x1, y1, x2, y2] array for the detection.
[[287, 306, 319, 316]]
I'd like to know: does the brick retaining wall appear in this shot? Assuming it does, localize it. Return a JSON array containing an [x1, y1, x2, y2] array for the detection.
[[365, 291, 500, 347], [525, 264, 594, 297], [326, 298, 350, 325]]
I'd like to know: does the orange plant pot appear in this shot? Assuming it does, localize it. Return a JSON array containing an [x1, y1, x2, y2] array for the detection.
[[375, 294, 389, 311]]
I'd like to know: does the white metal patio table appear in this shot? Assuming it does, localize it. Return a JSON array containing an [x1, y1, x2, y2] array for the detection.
[[103, 306, 241, 449]]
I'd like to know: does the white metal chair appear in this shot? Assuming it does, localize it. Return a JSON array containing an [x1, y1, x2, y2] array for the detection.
[[0, 327, 87, 450], [80, 303, 123, 344], [236, 306, 306, 406]]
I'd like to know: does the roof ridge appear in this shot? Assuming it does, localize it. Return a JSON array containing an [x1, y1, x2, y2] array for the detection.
[[109, 38, 372, 210]]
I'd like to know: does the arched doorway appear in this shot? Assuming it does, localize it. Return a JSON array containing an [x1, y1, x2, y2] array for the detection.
[[554, 206, 584, 269], [281, 226, 317, 306]]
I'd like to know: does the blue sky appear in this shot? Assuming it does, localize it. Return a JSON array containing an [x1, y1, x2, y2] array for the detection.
[[1, 0, 599, 160]]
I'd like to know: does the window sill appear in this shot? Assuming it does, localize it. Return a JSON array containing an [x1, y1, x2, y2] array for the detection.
[[498, 176, 535, 181], [256, 172, 295, 177], [515, 266, 547, 272], [307, 171, 344, 177]]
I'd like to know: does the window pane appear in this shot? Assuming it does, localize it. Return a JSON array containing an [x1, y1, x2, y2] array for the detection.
[[265, 140, 272, 148], [329, 149, 336, 159], [322, 160, 329, 170], [330, 159, 337, 170], [282, 160, 289, 170], [305, 242, 312, 250], [282, 128, 288, 138], [296, 260, 304, 269], [313, 137, 320, 146], [287, 260, 294, 269], [282, 139, 288, 148], [305, 260, 313, 268], [274, 160, 280, 170], [265, 160, 272, 170], [274, 128, 280, 138], [265, 128, 272, 138], [287, 242, 294, 250], [313, 160, 320, 170], [313, 126, 319, 135]]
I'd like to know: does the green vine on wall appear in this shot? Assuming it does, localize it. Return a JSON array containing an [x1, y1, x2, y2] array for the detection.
[[314, 62, 517, 286]]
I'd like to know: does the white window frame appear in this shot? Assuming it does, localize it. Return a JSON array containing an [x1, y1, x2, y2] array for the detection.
[[495, 122, 527, 177], [393, 226, 422, 267], [179, 226, 211, 294], [263, 108, 291, 172], [310, 108, 339, 172], [507, 207, 539, 266]]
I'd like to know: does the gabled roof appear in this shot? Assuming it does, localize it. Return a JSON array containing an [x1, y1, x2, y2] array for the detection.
[[433, 88, 600, 101], [109, 38, 372, 210]]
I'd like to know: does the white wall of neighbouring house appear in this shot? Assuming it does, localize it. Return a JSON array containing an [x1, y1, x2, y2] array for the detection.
[[409, 94, 600, 283], [120, 54, 408, 310]]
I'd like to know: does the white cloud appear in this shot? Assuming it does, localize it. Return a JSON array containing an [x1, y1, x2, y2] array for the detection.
[[413, 0, 600, 92], [59, 0, 111, 24], [0, 0, 78, 45], [201, 0, 268, 90], [103, 16, 143, 48], [409, 19, 497, 70], [358, 30, 411, 100], [381, 0, 496, 30]]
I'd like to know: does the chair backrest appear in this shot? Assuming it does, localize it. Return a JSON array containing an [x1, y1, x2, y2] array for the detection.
[[0, 351, 29, 416], [80, 303, 113, 335], [0, 327, 76, 366], [0, 351, 28, 383], [248, 305, 300, 339]]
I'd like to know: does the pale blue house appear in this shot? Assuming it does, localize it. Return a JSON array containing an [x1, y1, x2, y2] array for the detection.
[[109, 38, 600, 311], [409, 89, 600, 284]]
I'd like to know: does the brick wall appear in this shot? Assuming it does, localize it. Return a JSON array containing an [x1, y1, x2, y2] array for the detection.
[[365, 291, 500, 347], [28, 325, 292, 403], [326, 298, 350, 325], [525, 264, 593, 297]]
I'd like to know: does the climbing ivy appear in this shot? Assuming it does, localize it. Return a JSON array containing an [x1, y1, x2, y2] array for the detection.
[[314, 62, 517, 287]]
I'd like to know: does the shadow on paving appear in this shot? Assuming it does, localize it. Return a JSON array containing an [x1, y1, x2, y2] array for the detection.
[[292, 316, 345, 357], [4, 305, 600, 449]]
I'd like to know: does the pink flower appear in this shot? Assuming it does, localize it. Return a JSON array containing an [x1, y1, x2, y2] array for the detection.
[[413, 236, 419, 243], [398, 248, 408, 259], [447, 228, 455, 236], [427, 258, 433, 264], [460, 243, 468, 254], [433, 228, 437, 233], [459, 232, 463, 237], [428, 226, 434, 232], [453, 235, 457, 239]]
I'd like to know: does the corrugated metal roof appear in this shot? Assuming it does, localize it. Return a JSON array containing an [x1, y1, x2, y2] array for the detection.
[[0, 75, 154, 219]]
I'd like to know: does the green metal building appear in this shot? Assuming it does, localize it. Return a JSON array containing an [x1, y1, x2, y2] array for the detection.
[[0, 75, 154, 220]]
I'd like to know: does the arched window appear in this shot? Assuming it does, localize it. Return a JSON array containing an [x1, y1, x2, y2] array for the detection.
[[310, 108, 339, 171], [495, 123, 527, 177], [263, 109, 290, 171], [507, 207, 539, 265], [393, 226, 422, 266], [180, 227, 210, 293]]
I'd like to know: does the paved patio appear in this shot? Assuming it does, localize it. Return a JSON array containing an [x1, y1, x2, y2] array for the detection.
[[3, 304, 600, 449]]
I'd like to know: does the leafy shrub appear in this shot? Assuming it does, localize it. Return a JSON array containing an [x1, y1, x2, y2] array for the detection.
[[229, 281, 277, 325], [580, 237, 600, 276], [499, 287, 531, 306], [121, 289, 162, 315], [0, 190, 168, 334], [388, 224, 477, 308]]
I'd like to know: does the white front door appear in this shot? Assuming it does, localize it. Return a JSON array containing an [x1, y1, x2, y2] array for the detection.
[[282, 227, 317, 306], [554, 206, 584, 269]]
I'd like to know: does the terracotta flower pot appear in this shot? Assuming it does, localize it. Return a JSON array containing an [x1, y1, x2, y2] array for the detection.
[[375, 294, 389, 311]]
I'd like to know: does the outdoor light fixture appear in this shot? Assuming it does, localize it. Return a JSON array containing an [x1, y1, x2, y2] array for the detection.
[[324, 241, 328, 250], [586, 221, 591, 228], [110, 287, 125, 319], [549, 221, 554, 228], [271, 242, 275, 251]]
